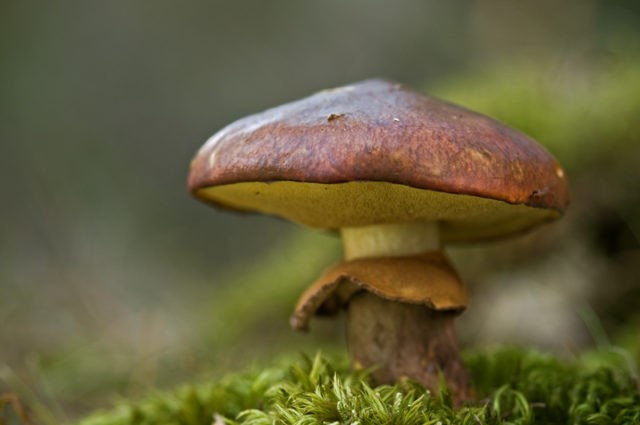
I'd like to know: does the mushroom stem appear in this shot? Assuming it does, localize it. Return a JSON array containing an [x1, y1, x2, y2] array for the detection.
[[341, 221, 440, 260], [341, 222, 470, 402], [347, 291, 471, 403]]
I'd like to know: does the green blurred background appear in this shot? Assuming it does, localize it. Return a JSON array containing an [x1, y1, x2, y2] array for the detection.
[[1, 0, 639, 422]]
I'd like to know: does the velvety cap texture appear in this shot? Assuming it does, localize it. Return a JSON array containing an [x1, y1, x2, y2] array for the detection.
[[189, 79, 569, 240]]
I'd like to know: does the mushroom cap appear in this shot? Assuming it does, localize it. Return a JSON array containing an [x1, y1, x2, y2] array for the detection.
[[189, 79, 569, 242], [291, 251, 468, 331]]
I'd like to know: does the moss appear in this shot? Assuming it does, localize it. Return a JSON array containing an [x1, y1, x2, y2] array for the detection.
[[77, 348, 639, 425]]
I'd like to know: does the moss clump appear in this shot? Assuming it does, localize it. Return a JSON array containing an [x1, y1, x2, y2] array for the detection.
[[77, 348, 639, 425]]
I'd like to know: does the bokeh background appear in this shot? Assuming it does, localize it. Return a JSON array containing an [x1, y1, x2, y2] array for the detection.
[[1, 1, 639, 423]]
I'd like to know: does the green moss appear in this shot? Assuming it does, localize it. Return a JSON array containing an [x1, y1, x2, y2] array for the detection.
[[77, 348, 639, 425]]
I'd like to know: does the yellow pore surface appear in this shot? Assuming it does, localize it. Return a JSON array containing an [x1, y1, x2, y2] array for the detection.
[[197, 181, 559, 242]]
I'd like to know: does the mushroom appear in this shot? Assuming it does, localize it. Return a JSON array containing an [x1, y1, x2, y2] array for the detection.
[[188, 79, 569, 402]]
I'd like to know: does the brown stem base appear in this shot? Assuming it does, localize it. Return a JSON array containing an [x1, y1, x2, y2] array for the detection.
[[346, 291, 472, 404]]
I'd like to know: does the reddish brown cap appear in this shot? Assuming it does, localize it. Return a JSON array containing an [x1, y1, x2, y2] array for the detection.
[[189, 79, 569, 241]]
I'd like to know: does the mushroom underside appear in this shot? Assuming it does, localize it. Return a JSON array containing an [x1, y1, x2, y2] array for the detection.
[[197, 181, 560, 243]]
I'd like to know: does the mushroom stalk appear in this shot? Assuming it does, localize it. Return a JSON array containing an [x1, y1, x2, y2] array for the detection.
[[341, 222, 440, 260], [341, 221, 471, 402], [347, 292, 470, 401]]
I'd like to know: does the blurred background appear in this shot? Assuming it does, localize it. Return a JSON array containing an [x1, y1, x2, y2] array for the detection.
[[1, 0, 639, 422]]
